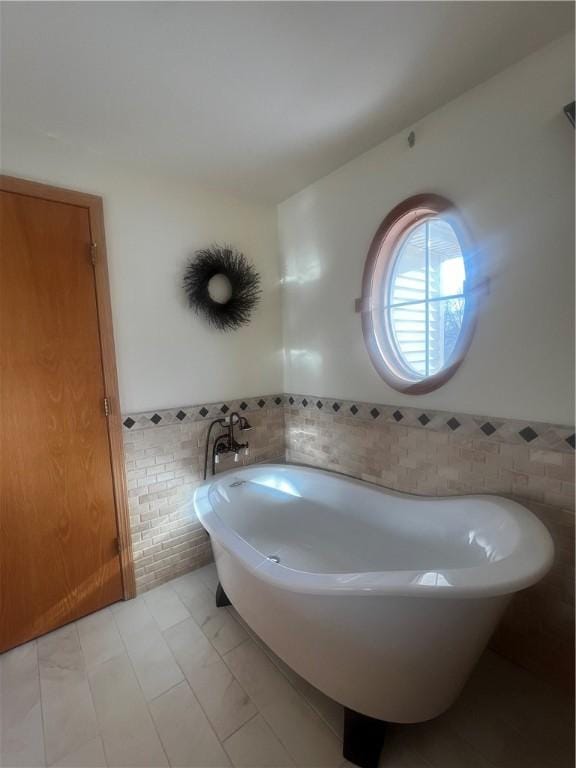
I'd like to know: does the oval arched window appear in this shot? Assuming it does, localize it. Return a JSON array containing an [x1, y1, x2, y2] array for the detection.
[[359, 195, 478, 394]]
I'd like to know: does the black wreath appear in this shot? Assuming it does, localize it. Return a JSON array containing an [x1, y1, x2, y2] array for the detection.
[[183, 244, 262, 331]]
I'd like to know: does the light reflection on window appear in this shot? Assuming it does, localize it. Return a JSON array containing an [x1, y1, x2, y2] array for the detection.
[[361, 195, 478, 394], [386, 218, 466, 378]]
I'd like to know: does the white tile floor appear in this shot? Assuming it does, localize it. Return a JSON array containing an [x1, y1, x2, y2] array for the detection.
[[1, 563, 573, 768]]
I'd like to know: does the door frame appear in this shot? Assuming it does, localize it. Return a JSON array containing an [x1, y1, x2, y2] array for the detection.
[[1, 174, 136, 598]]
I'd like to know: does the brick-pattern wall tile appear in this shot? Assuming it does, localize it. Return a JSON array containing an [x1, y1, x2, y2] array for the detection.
[[284, 407, 575, 688], [123, 406, 284, 593], [122, 392, 573, 688]]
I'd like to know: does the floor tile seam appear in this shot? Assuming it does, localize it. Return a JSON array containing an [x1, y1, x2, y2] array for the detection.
[[221, 710, 298, 768], [253, 640, 344, 743], [168, 586, 248, 659], [157, 616, 258, 758], [219, 638, 338, 766], [146, 677, 233, 768], [32, 638, 49, 768], [40, 623, 99, 768], [104, 609, 171, 768], [222, 631, 343, 746], [220, 710, 261, 751]]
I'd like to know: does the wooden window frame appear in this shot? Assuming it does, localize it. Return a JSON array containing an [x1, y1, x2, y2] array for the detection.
[[359, 194, 479, 395], [1, 175, 136, 598]]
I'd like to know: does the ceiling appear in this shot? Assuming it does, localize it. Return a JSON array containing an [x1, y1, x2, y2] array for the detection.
[[1, 2, 573, 203]]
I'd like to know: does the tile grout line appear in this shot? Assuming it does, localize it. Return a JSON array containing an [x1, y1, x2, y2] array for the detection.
[[43, 623, 102, 768], [218, 640, 299, 765], [150, 577, 256, 759], [162, 571, 247, 659], [6, 567, 572, 768], [225, 606, 344, 742], [81, 620, 113, 768], [219, 711, 297, 767], [147, 675, 232, 768], [105, 602, 171, 768], [34, 638, 49, 768], [219, 709, 261, 749], [162, 569, 324, 759], [219, 635, 340, 766], [145, 676, 188, 706]]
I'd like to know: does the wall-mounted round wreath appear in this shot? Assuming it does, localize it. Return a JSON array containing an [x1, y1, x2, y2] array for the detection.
[[183, 244, 262, 331]]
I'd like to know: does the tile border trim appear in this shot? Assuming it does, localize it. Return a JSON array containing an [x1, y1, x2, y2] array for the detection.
[[122, 395, 285, 432], [122, 393, 575, 453], [285, 394, 575, 454]]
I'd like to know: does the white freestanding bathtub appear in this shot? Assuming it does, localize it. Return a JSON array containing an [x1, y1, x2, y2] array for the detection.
[[193, 464, 553, 762]]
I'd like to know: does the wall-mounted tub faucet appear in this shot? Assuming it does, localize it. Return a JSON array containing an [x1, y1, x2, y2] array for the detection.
[[203, 412, 252, 479]]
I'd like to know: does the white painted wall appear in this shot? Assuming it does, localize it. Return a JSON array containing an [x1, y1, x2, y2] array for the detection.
[[1, 130, 283, 413], [2, 35, 573, 424], [278, 35, 575, 425]]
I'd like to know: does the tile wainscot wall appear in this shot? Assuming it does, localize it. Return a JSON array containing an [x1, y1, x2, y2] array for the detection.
[[283, 395, 574, 689], [122, 396, 285, 593], [122, 393, 574, 688]]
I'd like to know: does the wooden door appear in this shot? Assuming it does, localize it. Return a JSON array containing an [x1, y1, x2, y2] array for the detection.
[[0, 179, 132, 652]]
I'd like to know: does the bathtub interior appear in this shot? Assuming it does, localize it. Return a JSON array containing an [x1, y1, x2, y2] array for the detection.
[[207, 465, 523, 575]]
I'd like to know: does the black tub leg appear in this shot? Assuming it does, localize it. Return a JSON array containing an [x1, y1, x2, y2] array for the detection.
[[215, 582, 231, 608], [343, 708, 387, 768]]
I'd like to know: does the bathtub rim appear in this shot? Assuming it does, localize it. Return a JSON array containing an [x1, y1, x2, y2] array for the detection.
[[193, 463, 554, 599]]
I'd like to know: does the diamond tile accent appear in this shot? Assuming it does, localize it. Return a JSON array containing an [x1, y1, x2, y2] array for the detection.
[[121, 393, 574, 457], [121, 392, 574, 697], [519, 426, 538, 443]]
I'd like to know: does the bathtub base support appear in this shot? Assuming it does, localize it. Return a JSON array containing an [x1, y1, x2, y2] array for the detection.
[[215, 582, 231, 608], [343, 708, 387, 768]]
